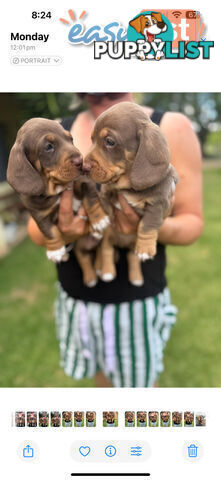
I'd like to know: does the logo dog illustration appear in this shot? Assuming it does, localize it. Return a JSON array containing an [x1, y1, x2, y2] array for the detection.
[[129, 11, 168, 60]]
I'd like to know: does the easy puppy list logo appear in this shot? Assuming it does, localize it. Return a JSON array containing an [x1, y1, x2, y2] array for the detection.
[[59, 9, 214, 60]]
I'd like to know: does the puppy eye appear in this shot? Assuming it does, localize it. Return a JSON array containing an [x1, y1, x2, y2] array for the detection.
[[105, 136, 116, 148], [44, 142, 54, 152]]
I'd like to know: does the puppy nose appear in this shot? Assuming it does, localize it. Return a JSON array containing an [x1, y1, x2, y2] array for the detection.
[[71, 156, 83, 167], [82, 162, 91, 172]]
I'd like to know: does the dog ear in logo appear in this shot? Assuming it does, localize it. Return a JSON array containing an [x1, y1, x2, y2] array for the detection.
[[129, 15, 145, 33]]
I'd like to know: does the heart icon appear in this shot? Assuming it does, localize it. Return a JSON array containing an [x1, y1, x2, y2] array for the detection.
[[79, 446, 91, 457]]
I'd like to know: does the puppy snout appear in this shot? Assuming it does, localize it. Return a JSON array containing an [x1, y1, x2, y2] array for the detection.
[[70, 156, 83, 168], [82, 161, 92, 173]]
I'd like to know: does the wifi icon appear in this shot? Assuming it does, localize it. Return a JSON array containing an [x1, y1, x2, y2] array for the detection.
[[172, 10, 182, 18]]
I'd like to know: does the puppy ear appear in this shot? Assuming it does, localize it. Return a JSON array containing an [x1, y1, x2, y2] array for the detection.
[[152, 12, 163, 23], [130, 121, 170, 190], [7, 139, 45, 196], [129, 15, 143, 33]]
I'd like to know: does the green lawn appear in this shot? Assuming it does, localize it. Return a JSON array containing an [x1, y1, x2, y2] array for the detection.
[[0, 168, 221, 388]]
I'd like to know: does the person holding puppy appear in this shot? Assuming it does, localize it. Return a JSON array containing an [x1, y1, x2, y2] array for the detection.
[[28, 93, 203, 388]]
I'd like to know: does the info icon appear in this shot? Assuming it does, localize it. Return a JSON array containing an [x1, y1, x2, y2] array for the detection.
[[105, 445, 117, 457]]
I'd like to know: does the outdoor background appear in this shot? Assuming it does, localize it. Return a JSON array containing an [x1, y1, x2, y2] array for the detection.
[[0, 92, 220, 388]]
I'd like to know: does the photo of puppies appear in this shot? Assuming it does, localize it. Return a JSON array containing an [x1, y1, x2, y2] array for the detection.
[[74, 411, 84, 427], [103, 411, 118, 427], [62, 411, 73, 427], [27, 411, 37, 427], [125, 411, 135, 427], [196, 413, 206, 427], [149, 411, 159, 427], [86, 411, 96, 427], [39, 411, 49, 427], [51, 411, 61, 427], [15, 411, 25, 427], [137, 411, 147, 427], [172, 411, 183, 427], [184, 411, 194, 427], [160, 411, 171, 427]]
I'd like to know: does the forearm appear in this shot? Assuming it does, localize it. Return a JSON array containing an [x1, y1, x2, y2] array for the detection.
[[27, 217, 45, 246], [158, 214, 203, 246]]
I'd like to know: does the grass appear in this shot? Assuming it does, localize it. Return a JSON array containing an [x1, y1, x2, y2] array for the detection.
[[0, 168, 221, 388]]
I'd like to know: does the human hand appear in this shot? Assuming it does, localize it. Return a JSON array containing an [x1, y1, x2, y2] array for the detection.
[[58, 187, 90, 243], [111, 193, 140, 234]]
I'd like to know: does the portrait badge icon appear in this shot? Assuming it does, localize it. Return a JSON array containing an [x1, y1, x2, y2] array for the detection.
[[79, 446, 91, 457]]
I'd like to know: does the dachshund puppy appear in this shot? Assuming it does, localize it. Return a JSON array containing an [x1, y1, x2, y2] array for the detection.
[[7, 118, 109, 286], [196, 414, 206, 427], [62, 411, 73, 427], [15, 411, 25, 427], [184, 411, 194, 427], [160, 411, 170, 426], [137, 411, 147, 427], [149, 411, 158, 426], [86, 411, 96, 426], [27, 412, 37, 427], [74, 411, 84, 426], [172, 411, 182, 427], [39, 411, 49, 427], [84, 102, 178, 286], [125, 411, 135, 426], [103, 411, 116, 426], [51, 411, 61, 427]]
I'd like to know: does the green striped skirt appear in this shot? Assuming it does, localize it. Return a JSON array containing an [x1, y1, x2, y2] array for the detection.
[[55, 284, 177, 387]]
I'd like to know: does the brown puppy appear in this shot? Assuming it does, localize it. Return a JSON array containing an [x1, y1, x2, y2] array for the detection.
[[7, 118, 109, 286], [104, 411, 115, 425], [27, 412, 37, 427], [184, 411, 194, 426], [137, 411, 147, 424], [172, 411, 182, 426], [84, 102, 178, 285], [125, 411, 135, 424]]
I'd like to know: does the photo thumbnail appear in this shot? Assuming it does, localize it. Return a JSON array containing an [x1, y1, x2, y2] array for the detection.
[[103, 411, 118, 427]]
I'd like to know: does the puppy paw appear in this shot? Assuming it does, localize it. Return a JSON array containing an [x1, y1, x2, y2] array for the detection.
[[91, 231, 103, 240], [86, 278, 97, 288], [46, 246, 68, 263], [137, 252, 151, 261], [131, 278, 144, 287], [92, 215, 110, 233], [101, 272, 116, 282], [135, 231, 157, 261], [135, 244, 156, 261]]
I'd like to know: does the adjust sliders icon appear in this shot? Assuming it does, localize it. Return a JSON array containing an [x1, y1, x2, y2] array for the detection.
[[130, 446, 143, 457]]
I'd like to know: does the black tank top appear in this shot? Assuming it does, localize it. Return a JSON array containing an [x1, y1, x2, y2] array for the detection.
[[57, 110, 167, 303]]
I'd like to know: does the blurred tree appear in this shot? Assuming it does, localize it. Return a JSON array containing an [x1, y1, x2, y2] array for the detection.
[[139, 92, 221, 157]]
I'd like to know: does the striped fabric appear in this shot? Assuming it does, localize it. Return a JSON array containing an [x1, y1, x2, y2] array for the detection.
[[55, 284, 177, 387]]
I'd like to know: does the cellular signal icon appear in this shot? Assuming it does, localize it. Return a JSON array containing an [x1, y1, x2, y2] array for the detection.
[[172, 10, 182, 18]]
